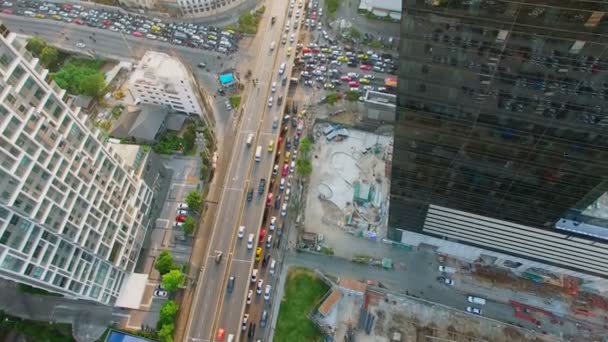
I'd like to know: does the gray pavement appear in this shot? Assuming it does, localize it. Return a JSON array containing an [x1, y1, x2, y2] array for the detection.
[[326, 0, 400, 37]]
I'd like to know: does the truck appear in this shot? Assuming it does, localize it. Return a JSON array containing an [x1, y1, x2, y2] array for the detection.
[[438, 265, 457, 273]]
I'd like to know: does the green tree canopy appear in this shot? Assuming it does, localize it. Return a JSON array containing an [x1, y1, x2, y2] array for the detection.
[[159, 300, 179, 326], [157, 322, 175, 342], [52, 61, 106, 97], [345, 91, 360, 102], [162, 269, 185, 292], [26, 36, 47, 55], [183, 216, 196, 235], [182, 124, 197, 154], [154, 250, 175, 275], [296, 158, 312, 177], [349, 27, 362, 40], [299, 136, 312, 158], [185, 191, 204, 211], [325, 93, 338, 105], [39, 46, 58, 67], [79, 73, 107, 98]]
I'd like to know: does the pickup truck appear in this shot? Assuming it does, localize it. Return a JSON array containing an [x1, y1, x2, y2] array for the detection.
[[438, 265, 457, 273]]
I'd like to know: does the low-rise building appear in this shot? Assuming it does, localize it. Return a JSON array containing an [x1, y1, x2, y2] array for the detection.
[[358, 0, 401, 20], [129, 51, 203, 117]]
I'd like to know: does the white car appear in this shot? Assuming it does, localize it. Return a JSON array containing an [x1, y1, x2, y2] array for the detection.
[[279, 177, 286, 191], [281, 203, 287, 216], [285, 188, 291, 202], [154, 289, 168, 297], [238, 225, 245, 238], [251, 269, 258, 283], [290, 33, 295, 42], [178, 203, 189, 210], [466, 306, 482, 315], [242, 313, 249, 330], [268, 96, 273, 107], [75, 42, 86, 48], [271, 82, 277, 92], [264, 285, 272, 300], [177, 208, 188, 216], [247, 233, 254, 249], [246, 289, 253, 304], [257, 279, 264, 294], [269, 216, 277, 231], [467, 296, 486, 305]]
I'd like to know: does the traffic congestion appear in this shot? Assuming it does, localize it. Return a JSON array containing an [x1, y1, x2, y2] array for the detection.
[[292, 0, 399, 95], [0, 0, 241, 54]]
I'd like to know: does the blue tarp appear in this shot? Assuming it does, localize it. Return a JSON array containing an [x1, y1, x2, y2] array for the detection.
[[219, 73, 235, 85], [107, 331, 155, 342]]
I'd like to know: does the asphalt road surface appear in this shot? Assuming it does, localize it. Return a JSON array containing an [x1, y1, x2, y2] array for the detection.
[[184, 1, 302, 341]]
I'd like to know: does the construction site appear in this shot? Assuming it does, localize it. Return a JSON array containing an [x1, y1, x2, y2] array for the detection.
[[311, 276, 556, 342], [300, 123, 393, 258]]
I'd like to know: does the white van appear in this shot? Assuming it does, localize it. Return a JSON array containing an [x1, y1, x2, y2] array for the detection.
[[246, 133, 254, 146], [467, 296, 486, 305], [290, 161, 295, 173], [270, 41, 276, 51], [269, 259, 276, 275], [255, 146, 262, 162]]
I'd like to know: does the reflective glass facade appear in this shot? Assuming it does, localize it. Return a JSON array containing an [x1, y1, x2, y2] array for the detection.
[[389, 0, 608, 239]]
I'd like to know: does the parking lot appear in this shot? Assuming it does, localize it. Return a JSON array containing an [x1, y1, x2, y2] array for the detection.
[[287, 0, 398, 96], [1, 0, 241, 54]]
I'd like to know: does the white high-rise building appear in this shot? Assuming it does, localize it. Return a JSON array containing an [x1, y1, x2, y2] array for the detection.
[[129, 51, 204, 117], [0, 24, 154, 304]]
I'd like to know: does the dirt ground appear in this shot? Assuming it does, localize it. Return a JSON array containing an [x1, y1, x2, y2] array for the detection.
[[360, 293, 551, 342]]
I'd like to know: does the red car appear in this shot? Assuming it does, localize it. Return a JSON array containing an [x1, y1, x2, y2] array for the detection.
[[302, 47, 311, 54], [216, 329, 225, 341], [2, 9, 13, 14], [277, 136, 283, 149], [340, 75, 352, 82], [348, 80, 360, 87], [62, 4, 73, 10], [360, 64, 372, 71], [102, 20, 112, 26], [259, 229, 266, 242], [74, 19, 84, 25], [282, 164, 289, 177], [311, 47, 321, 54], [266, 193, 273, 207], [176, 215, 186, 222], [132, 31, 143, 38]]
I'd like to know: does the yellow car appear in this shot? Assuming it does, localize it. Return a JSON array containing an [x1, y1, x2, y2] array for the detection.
[[151, 25, 161, 32], [357, 53, 369, 60], [52, 15, 62, 20], [268, 140, 275, 152], [284, 152, 291, 163], [35, 14, 46, 19], [337, 56, 348, 62], [255, 247, 262, 261], [360, 78, 370, 85], [286, 47, 292, 56]]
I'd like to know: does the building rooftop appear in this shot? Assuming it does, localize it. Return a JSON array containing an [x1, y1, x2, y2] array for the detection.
[[132, 51, 189, 85], [339, 278, 367, 293], [318, 289, 342, 317], [106, 143, 142, 170]]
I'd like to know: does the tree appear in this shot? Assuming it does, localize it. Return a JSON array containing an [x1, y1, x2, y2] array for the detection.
[[40, 46, 58, 67], [159, 300, 179, 326], [349, 27, 362, 40], [182, 124, 197, 154], [299, 136, 312, 159], [296, 158, 312, 177], [185, 191, 204, 211], [79, 73, 107, 98], [183, 216, 196, 235], [325, 93, 338, 105], [162, 269, 184, 292], [345, 91, 360, 102], [158, 322, 175, 342], [26, 37, 47, 56], [155, 250, 175, 275]]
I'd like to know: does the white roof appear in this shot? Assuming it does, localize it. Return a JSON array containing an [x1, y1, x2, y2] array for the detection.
[[359, 0, 401, 13], [115, 273, 148, 308], [131, 51, 189, 85]]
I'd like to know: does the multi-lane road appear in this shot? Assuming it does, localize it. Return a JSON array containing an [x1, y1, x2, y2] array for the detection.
[[184, 0, 301, 340], [2, 6, 301, 340]]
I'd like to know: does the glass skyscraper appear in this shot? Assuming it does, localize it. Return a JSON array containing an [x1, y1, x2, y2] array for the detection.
[[390, 0, 608, 243]]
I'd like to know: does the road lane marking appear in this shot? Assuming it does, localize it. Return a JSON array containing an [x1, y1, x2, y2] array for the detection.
[[231, 258, 256, 263]]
